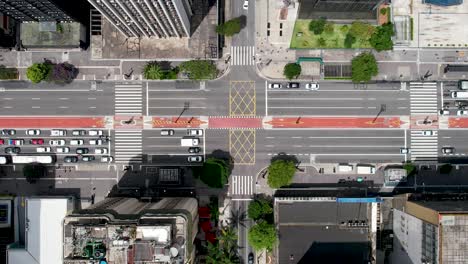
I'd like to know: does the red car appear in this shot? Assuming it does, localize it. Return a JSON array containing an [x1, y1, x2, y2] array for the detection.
[[0, 139, 4, 145], [30, 138, 44, 145]]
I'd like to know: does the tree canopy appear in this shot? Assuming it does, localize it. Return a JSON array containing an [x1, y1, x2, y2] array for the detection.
[[180, 60, 218, 80], [308, 18, 327, 35], [248, 221, 277, 251], [248, 198, 273, 220], [50, 62, 78, 84], [26, 63, 51, 83], [351, 52, 378, 83], [198, 158, 230, 188], [349, 21, 375, 40], [143, 62, 164, 79], [283, 63, 301, 80], [369, 23, 394, 52], [216, 17, 242, 36], [267, 160, 296, 188]]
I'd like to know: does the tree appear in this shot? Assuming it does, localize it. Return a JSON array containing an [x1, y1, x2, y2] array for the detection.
[[26, 63, 51, 83], [369, 23, 394, 52], [219, 227, 238, 251], [143, 62, 164, 79], [180, 60, 218, 80], [197, 158, 229, 188], [308, 18, 326, 35], [248, 221, 277, 251], [349, 21, 375, 40], [351, 52, 378, 83], [283, 63, 301, 80], [248, 198, 273, 221], [216, 17, 241, 36], [267, 160, 296, 188], [324, 22, 335, 34], [50, 62, 78, 83], [344, 33, 356, 48]]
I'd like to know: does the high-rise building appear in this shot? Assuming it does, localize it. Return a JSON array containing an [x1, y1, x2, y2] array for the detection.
[[87, 0, 192, 38], [0, 0, 74, 22]]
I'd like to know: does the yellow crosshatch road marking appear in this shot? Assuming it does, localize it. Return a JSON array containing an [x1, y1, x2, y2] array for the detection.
[[229, 129, 256, 165], [229, 81, 256, 116]]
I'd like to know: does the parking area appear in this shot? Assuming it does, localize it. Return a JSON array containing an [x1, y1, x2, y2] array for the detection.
[[0, 128, 113, 164], [142, 129, 205, 166]]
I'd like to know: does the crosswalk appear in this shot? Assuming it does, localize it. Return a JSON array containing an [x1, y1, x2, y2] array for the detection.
[[410, 130, 438, 162], [230, 46, 255, 66], [231, 175, 254, 198], [114, 130, 143, 163], [115, 83, 143, 115], [410, 82, 438, 115]]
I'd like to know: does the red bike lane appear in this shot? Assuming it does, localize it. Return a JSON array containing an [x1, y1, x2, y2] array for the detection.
[[0, 116, 106, 128]]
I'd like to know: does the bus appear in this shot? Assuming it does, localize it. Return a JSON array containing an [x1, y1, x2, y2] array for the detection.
[[12, 156, 53, 164]]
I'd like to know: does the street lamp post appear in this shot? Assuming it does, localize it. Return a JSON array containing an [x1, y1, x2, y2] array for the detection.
[[175, 102, 190, 123]]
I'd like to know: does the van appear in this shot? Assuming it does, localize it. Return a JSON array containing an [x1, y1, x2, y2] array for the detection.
[[337, 164, 353, 173], [356, 165, 376, 174], [451, 91, 468, 98], [458, 80, 468, 90]]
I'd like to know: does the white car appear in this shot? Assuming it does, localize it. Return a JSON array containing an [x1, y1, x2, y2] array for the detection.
[[400, 148, 410, 154], [101, 156, 114, 163], [49, 139, 66, 146], [56, 147, 70, 153], [188, 155, 203, 162], [95, 148, 108, 154], [188, 129, 203, 136], [89, 130, 103, 136], [441, 147, 454, 154], [26, 129, 41, 136], [89, 139, 103, 145], [457, 110, 468, 116], [305, 83, 319, 90], [422, 130, 433, 136], [243, 0, 248, 9], [70, 139, 84, 146], [36, 147, 51, 153], [268, 83, 282, 89], [51, 129, 66, 136]]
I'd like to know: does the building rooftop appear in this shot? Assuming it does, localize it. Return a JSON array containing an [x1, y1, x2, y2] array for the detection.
[[297, 0, 379, 20], [20, 22, 84, 48]]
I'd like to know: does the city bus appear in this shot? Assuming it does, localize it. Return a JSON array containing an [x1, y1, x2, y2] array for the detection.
[[12, 155, 54, 164]]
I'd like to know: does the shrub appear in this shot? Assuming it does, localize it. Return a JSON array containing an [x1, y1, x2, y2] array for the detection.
[[0, 66, 18, 80], [26, 63, 52, 83], [344, 33, 356, 48], [308, 18, 326, 35], [324, 22, 335, 34], [380, 8, 387, 15]]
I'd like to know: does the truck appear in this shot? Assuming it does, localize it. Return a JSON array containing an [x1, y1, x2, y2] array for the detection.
[[356, 165, 376, 174], [181, 138, 199, 147]]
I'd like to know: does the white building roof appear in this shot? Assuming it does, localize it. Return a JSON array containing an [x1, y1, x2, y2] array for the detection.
[[8, 198, 69, 264]]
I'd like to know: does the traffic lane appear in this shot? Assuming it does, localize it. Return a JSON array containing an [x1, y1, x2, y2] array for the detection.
[[234, 200, 252, 264], [439, 130, 468, 157], [204, 130, 229, 156], [147, 90, 208, 116], [267, 90, 409, 116], [267, 81, 404, 91]]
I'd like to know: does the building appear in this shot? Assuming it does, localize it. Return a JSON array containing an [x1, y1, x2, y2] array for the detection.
[[0, 0, 74, 22], [87, 0, 192, 38], [275, 194, 379, 264], [392, 193, 468, 264], [297, 0, 381, 21], [63, 197, 198, 264], [7, 197, 73, 264]]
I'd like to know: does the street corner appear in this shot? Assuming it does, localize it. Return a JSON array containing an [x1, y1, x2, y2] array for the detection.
[[114, 115, 143, 129], [448, 117, 468, 128], [151, 116, 206, 128], [410, 115, 439, 129]]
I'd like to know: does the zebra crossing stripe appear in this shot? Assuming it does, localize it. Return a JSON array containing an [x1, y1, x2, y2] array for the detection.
[[230, 46, 255, 66], [114, 83, 143, 115]]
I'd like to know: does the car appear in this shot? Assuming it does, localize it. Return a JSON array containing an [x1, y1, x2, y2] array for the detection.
[[64, 156, 79, 163], [36, 147, 52, 153], [5, 147, 20, 154], [72, 130, 86, 136], [268, 83, 282, 89], [188, 129, 203, 136], [356, 177, 364, 183], [2, 129, 16, 136], [248, 253, 254, 264], [0, 139, 4, 145], [95, 148, 108, 154], [56, 147, 70, 153], [81, 156, 95, 162], [101, 156, 114, 163], [188, 147, 201, 153], [441, 147, 455, 154], [286, 82, 300, 89], [89, 139, 103, 145], [76, 148, 89, 154], [187, 155, 203, 162], [30, 138, 44, 145], [161, 129, 175, 136], [439, 109, 450, 115], [70, 139, 84, 146], [8, 139, 24, 146], [49, 139, 66, 146], [243, 0, 248, 9], [338, 179, 347, 184], [51, 129, 66, 136], [89, 130, 103, 136], [422, 130, 433, 136], [26, 129, 41, 135], [457, 110, 468, 116], [400, 148, 410, 154], [305, 83, 319, 90]]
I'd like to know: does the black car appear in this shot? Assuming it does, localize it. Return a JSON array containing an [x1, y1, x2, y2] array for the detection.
[[286, 82, 300, 88], [5, 147, 20, 154], [64, 156, 79, 163], [188, 147, 201, 153], [76, 148, 89, 154], [2, 129, 16, 136], [248, 253, 254, 264]]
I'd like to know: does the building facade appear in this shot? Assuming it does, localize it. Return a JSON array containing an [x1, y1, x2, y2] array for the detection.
[[87, 0, 192, 38], [0, 0, 74, 22]]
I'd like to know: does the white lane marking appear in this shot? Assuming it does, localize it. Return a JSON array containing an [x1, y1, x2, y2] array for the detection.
[[59, 106, 69, 109], [88, 97, 96, 100], [89, 106, 96, 109], [32, 98, 40, 100], [3, 106, 12, 108], [32, 106, 40, 108], [59, 98, 69, 100]]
